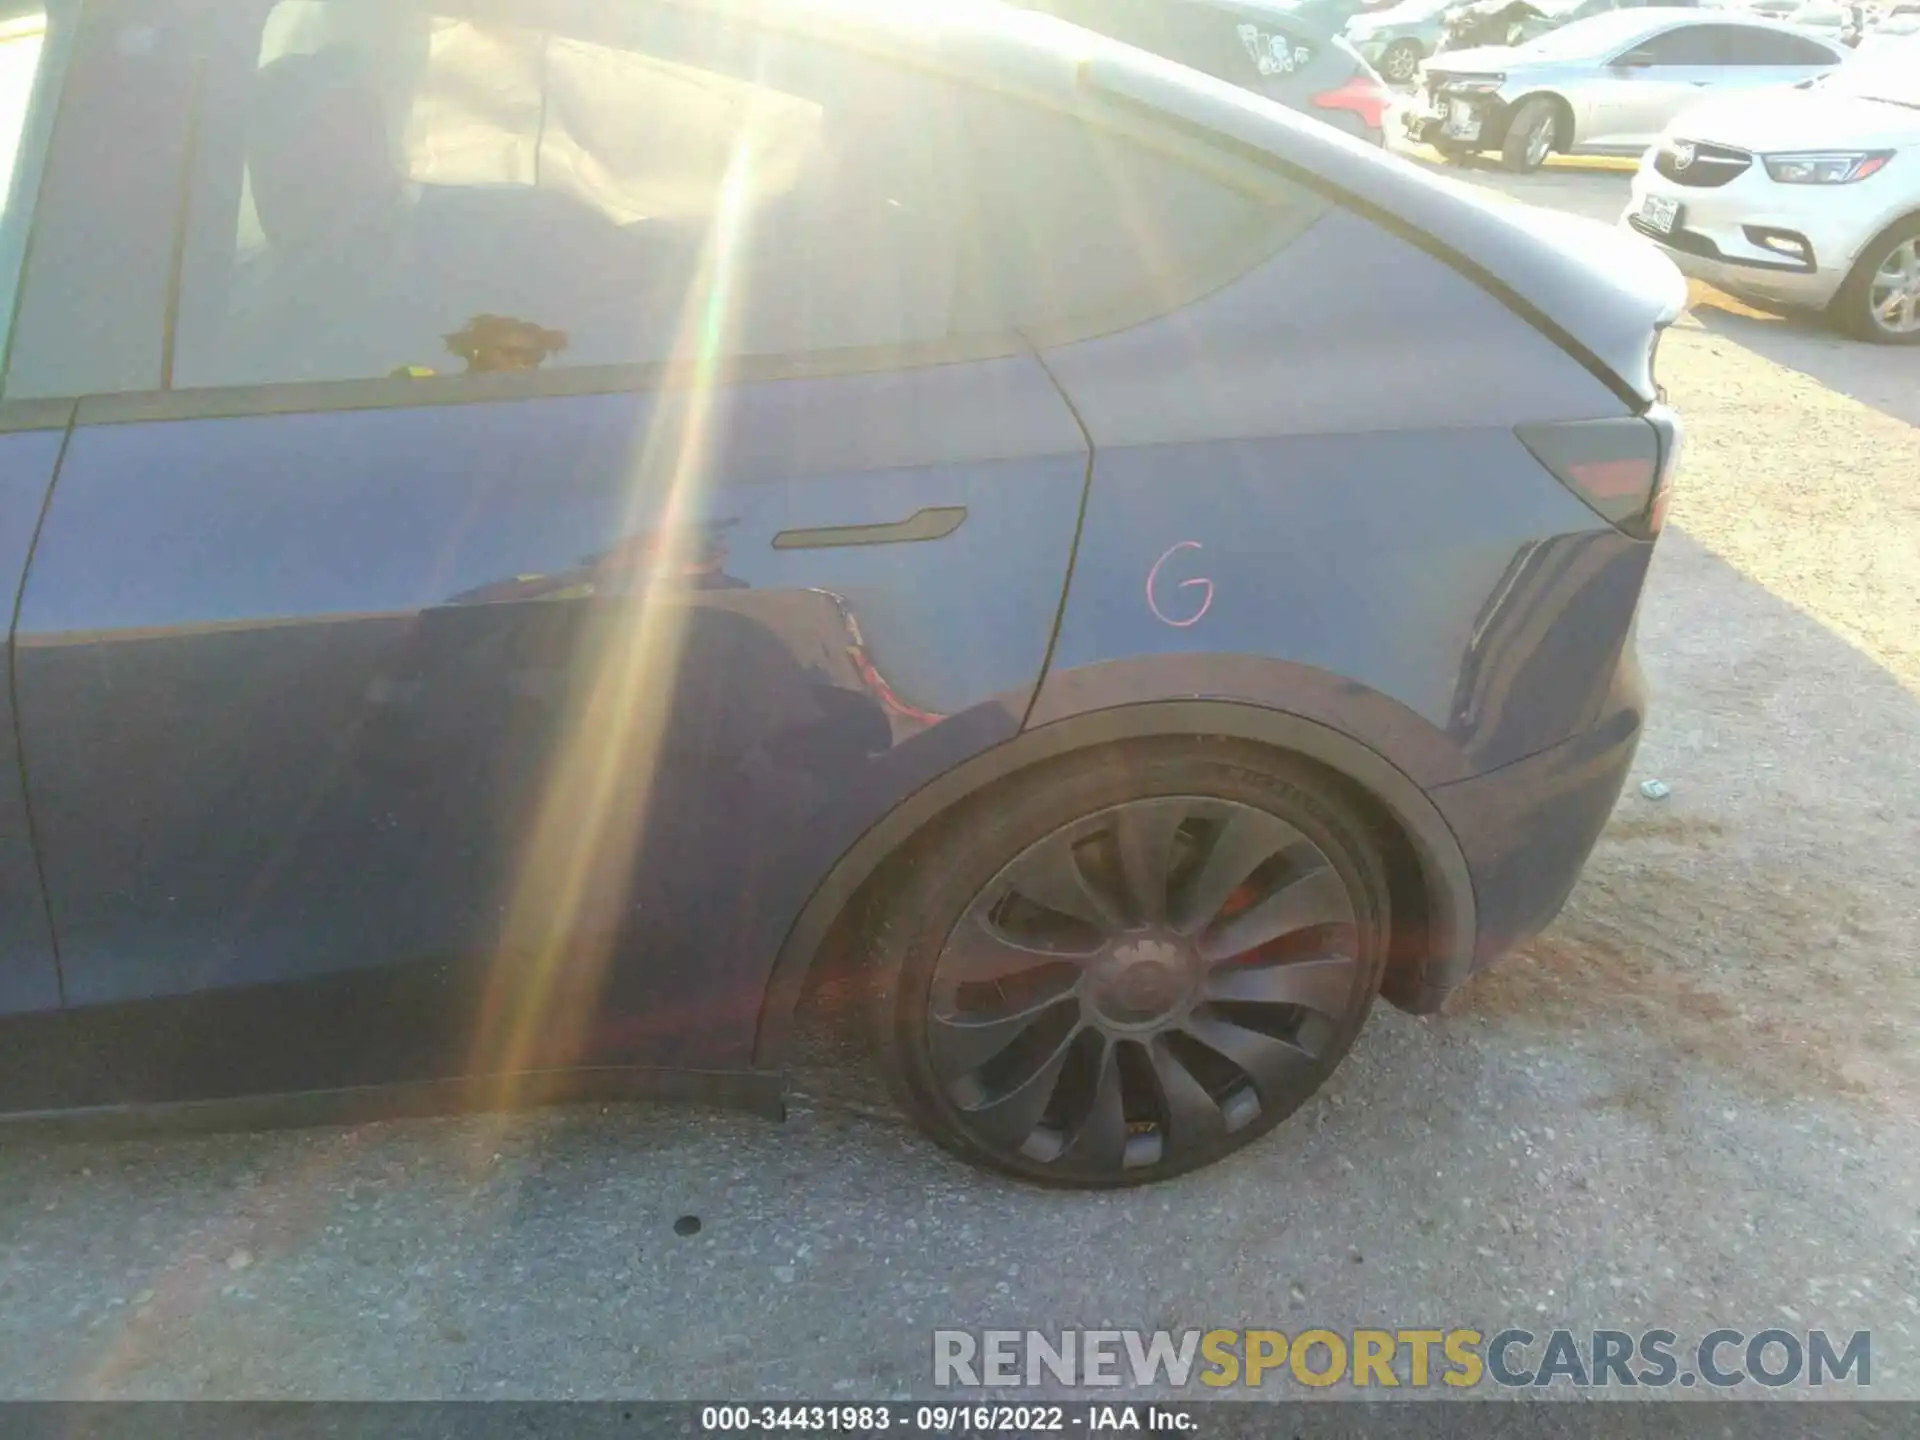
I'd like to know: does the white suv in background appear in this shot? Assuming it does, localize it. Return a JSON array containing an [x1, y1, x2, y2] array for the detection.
[[1624, 36, 1920, 340]]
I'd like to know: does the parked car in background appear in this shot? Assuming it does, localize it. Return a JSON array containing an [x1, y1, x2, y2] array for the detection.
[[1625, 35, 1920, 340], [0, 0, 1685, 1186], [1017, 0, 1395, 142], [1784, 2, 1860, 43], [1346, 0, 1457, 81], [1351, 0, 1695, 86], [1440, 0, 1584, 53], [1866, 2, 1920, 35], [1273, 0, 1407, 29], [1438, 0, 1702, 55], [1403, 8, 1845, 169]]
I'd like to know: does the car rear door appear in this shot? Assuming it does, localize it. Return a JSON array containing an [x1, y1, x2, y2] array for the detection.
[[7, 0, 1090, 1104]]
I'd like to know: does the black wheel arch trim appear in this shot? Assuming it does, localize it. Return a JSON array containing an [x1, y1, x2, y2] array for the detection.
[[751, 700, 1479, 1071]]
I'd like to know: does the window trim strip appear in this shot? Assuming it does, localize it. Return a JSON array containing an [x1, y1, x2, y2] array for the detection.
[[71, 329, 1031, 426]]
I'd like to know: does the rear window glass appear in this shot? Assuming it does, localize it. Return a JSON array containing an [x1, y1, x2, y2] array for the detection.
[[950, 92, 1313, 340], [0, 6, 56, 384], [0, 11, 46, 212], [1018, 0, 1316, 83], [172, 0, 967, 388], [14, 0, 1319, 396], [5, 2, 192, 400], [1725, 27, 1837, 62]]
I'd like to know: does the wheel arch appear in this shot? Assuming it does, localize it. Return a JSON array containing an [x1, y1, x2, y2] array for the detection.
[[750, 700, 1479, 1071], [1838, 205, 1920, 285]]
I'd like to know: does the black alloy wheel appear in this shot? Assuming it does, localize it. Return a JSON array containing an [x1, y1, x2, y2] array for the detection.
[[871, 744, 1389, 1186]]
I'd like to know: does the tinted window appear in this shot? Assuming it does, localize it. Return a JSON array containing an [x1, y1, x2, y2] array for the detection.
[[6, 2, 193, 400], [1637, 23, 1730, 63], [0, 5, 49, 374], [1723, 27, 1837, 62], [1020, 0, 1316, 85], [0, 9, 46, 220], [174, 0, 967, 388], [949, 93, 1300, 338], [172, 0, 1304, 390]]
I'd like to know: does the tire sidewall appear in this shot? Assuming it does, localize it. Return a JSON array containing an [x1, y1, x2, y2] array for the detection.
[[1501, 98, 1555, 173], [1837, 217, 1920, 345], [870, 740, 1391, 1188]]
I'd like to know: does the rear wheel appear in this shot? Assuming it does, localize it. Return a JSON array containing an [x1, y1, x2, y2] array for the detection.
[[1500, 96, 1558, 173], [1379, 40, 1422, 85], [869, 741, 1390, 1187], [1834, 219, 1920, 345]]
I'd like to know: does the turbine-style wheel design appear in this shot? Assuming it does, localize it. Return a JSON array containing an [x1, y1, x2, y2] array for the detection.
[[872, 745, 1389, 1186]]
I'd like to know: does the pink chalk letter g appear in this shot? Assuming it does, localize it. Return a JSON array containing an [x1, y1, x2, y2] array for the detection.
[[1147, 541, 1214, 629]]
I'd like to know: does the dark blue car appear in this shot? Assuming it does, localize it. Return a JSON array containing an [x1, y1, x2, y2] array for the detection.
[[0, 0, 1683, 1185]]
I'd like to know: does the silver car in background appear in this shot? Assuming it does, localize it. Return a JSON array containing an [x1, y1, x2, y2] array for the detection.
[[1346, 0, 1456, 81], [1401, 8, 1846, 168]]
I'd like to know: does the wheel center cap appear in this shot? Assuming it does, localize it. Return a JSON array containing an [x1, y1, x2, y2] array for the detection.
[[1090, 936, 1194, 1027]]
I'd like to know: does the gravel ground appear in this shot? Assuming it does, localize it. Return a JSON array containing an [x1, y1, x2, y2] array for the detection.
[[0, 172, 1916, 1402]]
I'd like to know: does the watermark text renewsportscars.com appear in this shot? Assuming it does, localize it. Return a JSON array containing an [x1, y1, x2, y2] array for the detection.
[[932, 1327, 1872, 1391]]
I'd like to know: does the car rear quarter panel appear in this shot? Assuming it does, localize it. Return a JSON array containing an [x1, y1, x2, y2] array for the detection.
[[1032, 206, 1656, 784]]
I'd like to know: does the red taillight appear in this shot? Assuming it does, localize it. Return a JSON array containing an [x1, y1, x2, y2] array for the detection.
[[1312, 75, 1392, 132], [1516, 409, 1681, 540], [1563, 458, 1656, 503]]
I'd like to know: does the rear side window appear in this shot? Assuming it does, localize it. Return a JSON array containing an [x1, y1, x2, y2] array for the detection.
[[948, 91, 1310, 341], [1647, 22, 1811, 63], [0, 3, 74, 394], [163, 0, 1310, 389], [6, 3, 199, 399], [1020, 0, 1316, 85], [1637, 24, 1727, 63], [171, 0, 967, 388], [1723, 28, 1837, 63], [0, 10, 47, 223]]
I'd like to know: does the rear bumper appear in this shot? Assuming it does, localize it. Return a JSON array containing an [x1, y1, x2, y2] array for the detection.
[[1424, 635, 1646, 985], [1400, 91, 1511, 150]]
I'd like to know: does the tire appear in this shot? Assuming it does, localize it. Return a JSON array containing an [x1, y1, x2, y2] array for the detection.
[[1500, 96, 1559, 173], [1832, 216, 1920, 345], [868, 739, 1391, 1188], [1379, 39, 1422, 85]]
